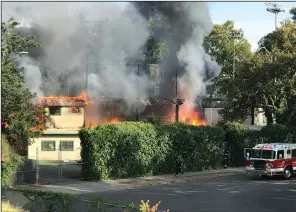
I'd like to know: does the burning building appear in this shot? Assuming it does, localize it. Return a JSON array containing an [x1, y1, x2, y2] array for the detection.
[[3, 2, 223, 161]]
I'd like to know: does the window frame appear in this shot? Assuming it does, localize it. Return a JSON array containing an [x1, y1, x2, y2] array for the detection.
[[59, 141, 74, 151], [49, 106, 62, 116], [277, 150, 285, 159], [41, 141, 56, 151], [292, 149, 296, 158]]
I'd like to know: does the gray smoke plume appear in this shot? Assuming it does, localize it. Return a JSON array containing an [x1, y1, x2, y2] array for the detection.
[[2, 2, 149, 111], [133, 2, 221, 108], [3, 2, 221, 114]]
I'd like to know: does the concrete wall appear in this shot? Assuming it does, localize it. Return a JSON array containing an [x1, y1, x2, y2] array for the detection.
[[45, 107, 84, 129], [28, 134, 81, 161], [204, 108, 267, 127]]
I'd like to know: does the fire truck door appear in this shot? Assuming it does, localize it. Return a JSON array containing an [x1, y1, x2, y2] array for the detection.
[[244, 148, 251, 159]]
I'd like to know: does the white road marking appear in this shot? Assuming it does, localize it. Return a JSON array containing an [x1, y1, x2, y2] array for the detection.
[[271, 197, 296, 201], [228, 191, 240, 193]]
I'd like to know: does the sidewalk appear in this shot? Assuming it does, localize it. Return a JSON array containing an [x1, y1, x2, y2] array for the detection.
[[14, 167, 245, 195]]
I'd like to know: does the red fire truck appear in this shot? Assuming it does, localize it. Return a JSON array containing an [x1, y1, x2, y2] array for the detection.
[[244, 143, 296, 180]]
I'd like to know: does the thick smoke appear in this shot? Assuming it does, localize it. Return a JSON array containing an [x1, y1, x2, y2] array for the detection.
[[3, 2, 221, 113], [133, 2, 221, 108], [2, 2, 149, 110]]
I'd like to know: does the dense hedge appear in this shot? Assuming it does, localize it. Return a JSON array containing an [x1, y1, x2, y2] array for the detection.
[[220, 122, 296, 167], [80, 121, 296, 180], [79, 122, 225, 180], [1, 137, 23, 187]]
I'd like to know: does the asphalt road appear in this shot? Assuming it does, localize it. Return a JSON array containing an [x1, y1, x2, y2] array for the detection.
[[82, 174, 296, 212]]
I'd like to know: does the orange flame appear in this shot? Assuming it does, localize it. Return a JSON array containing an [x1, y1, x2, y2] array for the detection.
[[169, 102, 206, 126], [179, 104, 206, 126], [38, 90, 90, 105], [109, 117, 120, 124]]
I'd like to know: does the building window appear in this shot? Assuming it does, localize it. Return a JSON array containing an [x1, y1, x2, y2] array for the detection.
[[292, 149, 296, 157], [60, 141, 74, 151], [49, 106, 61, 115], [277, 150, 284, 159], [41, 141, 56, 151]]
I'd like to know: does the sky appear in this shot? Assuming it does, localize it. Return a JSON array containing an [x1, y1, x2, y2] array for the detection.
[[111, 1, 295, 52], [4, 1, 295, 52], [209, 2, 295, 51]]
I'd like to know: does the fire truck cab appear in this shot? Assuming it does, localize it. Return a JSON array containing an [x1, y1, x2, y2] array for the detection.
[[245, 143, 296, 180]]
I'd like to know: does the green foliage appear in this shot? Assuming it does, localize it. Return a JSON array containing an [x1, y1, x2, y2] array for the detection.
[[80, 122, 225, 180], [220, 21, 296, 124], [291, 7, 296, 21], [13, 188, 140, 212], [203, 20, 252, 98], [259, 124, 296, 143], [1, 153, 23, 187], [1, 18, 45, 149], [219, 122, 252, 167], [2, 136, 12, 162]]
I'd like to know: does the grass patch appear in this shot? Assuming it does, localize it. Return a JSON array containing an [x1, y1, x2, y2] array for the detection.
[[2, 201, 27, 212]]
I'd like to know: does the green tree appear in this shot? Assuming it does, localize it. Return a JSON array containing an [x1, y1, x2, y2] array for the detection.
[[1, 18, 44, 151], [220, 21, 296, 125], [203, 21, 252, 100], [258, 20, 296, 53], [290, 7, 296, 21]]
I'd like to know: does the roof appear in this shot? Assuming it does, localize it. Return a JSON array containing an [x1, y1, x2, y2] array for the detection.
[[39, 99, 85, 107], [87, 98, 185, 106], [253, 143, 296, 149], [142, 98, 185, 106]]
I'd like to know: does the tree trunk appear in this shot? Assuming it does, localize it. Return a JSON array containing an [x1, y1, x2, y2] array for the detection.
[[265, 109, 274, 125], [251, 107, 255, 125]]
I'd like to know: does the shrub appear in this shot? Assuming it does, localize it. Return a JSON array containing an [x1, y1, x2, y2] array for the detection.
[[1, 137, 23, 187], [259, 124, 296, 143], [140, 200, 169, 212], [2, 153, 23, 187], [2, 136, 11, 162], [80, 122, 225, 180], [12, 188, 139, 212]]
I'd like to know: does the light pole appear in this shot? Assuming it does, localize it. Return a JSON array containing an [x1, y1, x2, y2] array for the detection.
[[231, 32, 239, 79], [265, 2, 285, 30]]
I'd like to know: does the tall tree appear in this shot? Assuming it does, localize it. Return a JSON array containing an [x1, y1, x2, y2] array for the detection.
[[220, 20, 296, 125], [290, 7, 296, 22], [1, 18, 44, 151], [203, 20, 252, 101]]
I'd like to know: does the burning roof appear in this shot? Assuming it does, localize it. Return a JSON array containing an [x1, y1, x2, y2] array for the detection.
[[38, 91, 87, 107], [38, 91, 185, 107]]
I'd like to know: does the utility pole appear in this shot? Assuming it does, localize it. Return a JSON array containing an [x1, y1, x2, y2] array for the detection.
[[265, 2, 285, 30], [233, 38, 236, 79], [175, 67, 179, 123], [136, 65, 140, 121]]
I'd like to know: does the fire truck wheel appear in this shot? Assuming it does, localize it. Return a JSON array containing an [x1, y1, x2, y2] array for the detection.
[[283, 166, 293, 180]]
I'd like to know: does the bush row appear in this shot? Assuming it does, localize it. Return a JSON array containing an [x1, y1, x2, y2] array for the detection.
[[79, 122, 225, 180], [219, 122, 296, 167], [9, 188, 140, 212], [1, 137, 23, 187], [79, 121, 296, 180]]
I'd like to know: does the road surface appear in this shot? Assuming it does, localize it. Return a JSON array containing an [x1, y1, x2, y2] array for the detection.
[[82, 174, 296, 212]]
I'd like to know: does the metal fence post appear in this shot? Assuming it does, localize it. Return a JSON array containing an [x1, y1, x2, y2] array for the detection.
[[97, 202, 100, 211], [36, 147, 39, 185], [58, 164, 63, 181]]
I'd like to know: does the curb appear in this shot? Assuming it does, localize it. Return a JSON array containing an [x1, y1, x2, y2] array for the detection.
[[114, 171, 245, 189]]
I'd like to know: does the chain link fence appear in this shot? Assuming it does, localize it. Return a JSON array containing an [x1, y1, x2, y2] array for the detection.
[[10, 147, 83, 186]]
